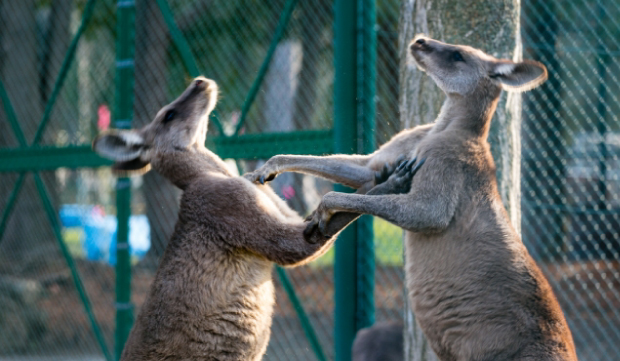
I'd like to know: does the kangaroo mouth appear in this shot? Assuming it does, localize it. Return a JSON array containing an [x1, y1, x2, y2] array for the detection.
[[408, 48, 427, 71], [409, 38, 429, 71]]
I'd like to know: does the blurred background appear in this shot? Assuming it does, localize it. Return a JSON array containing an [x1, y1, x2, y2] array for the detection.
[[0, 0, 619, 360]]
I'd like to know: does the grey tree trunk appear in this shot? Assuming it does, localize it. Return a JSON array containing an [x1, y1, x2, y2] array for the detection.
[[262, 41, 310, 214], [398, 1, 522, 359], [133, 0, 180, 268], [0, 0, 56, 271], [39, 0, 72, 230]]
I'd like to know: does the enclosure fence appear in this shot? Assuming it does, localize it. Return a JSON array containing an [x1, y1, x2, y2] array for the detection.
[[0, 0, 618, 360]]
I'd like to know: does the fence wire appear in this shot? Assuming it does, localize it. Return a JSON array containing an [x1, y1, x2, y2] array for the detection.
[[0, 0, 620, 360], [521, 0, 620, 359]]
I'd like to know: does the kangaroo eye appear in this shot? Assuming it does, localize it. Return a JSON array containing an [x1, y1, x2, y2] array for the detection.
[[452, 51, 465, 62], [163, 110, 176, 123]]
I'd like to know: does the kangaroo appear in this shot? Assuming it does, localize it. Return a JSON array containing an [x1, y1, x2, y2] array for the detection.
[[352, 321, 404, 361], [92, 77, 413, 361], [246, 37, 577, 360]]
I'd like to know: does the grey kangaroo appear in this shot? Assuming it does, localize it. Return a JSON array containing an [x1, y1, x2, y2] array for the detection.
[[246, 37, 577, 360], [92, 77, 412, 361], [352, 321, 404, 361]]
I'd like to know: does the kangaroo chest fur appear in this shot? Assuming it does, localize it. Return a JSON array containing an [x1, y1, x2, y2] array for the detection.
[[121, 185, 276, 361], [400, 131, 575, 360]]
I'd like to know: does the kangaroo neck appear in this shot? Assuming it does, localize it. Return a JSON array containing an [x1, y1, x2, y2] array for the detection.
[[153, 145, 233, 190], [431, 86, 501, 141]]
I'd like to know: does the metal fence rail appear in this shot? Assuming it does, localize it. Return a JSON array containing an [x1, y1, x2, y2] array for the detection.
[[0, 0, 619, 360]]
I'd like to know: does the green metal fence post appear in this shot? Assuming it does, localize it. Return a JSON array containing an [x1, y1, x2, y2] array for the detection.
[[114, 0, 137, 359], [334, 0, 365, 359], [334, 0, 377, 357], [355, 0, 376, 332], [0, 79, 27, 245]]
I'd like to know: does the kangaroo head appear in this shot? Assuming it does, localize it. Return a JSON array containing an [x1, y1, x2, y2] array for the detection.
[[409, 35, 547, 95], [93, 77, 218, 175]]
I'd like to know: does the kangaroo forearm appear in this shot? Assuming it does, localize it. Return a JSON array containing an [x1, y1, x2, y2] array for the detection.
[[318, 179, 401, 237], [267, 230, 336, 267], [276, 236, 337, 267], [270, 155, 374, 188], [321, 192, 452, 233], [245, 221, 335, 266], [319, 211, 361, 238]]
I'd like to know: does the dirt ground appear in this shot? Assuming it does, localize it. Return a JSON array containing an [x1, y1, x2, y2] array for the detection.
[[0, 260, 403, 360], [0, 259, 619, 360]]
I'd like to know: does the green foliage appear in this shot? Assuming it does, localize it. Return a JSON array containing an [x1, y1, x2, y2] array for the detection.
[[311, 218, 403, 267]]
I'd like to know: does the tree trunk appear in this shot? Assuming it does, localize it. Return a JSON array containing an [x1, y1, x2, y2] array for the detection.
[[398, 1, 522, 359], [261, 41, 309, 214], [0, 0, 57, 271], [292, 0, 330, 131], [133, 0, 180, 268], [39, 0, 72, 231]]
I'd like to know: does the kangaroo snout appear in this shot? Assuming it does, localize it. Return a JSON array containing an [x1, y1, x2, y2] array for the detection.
[[192, 76, 218, 99], [409, 36, 432, 70], [193, 76, 216, 91], [410, 35, 432, 53]]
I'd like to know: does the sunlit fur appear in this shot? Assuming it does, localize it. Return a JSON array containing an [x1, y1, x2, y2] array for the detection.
[[93, 77, 341, 360], [409, 35, 548, 95], [248, 38, 576, 360]]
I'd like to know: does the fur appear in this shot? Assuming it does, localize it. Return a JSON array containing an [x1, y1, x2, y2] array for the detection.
[[94, 78, 343, 360], [352, 321, 404, 361], [246, 38, 576, 360]]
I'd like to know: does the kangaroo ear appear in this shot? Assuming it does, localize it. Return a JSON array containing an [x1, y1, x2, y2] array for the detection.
[[488, 60, 548, 92], [93, 130, 146, 161], [93, 130, 151, 177]]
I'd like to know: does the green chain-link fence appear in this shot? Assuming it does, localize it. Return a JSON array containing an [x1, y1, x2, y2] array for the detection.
[[522, 0, 620, 359], [1, 0, 620, 360]]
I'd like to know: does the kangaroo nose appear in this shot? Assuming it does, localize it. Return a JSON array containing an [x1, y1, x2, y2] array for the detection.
[[194, 77, 211, 92], [411, 37, 431, 53], [193, 77, 217, 95]]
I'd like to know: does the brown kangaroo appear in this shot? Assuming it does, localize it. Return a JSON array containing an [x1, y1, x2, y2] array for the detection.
[[92, 77, 412, 361], [246, 37, 577, 360]]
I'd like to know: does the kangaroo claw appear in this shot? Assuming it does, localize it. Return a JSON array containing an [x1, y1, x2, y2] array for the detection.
[[411, 158, 426, 175]]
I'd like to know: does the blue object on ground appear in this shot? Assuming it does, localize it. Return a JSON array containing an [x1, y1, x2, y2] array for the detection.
[[59, 204, 151, 265]]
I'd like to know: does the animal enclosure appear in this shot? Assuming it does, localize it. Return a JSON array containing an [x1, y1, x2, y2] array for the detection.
[[0, 0, 619, 360]]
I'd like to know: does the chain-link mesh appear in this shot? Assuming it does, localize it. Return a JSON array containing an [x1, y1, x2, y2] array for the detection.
[[372, 0, 406, 328], [0, 0, 340, 359], [2, 0, 620, 360], [521, 0, 620, 359]]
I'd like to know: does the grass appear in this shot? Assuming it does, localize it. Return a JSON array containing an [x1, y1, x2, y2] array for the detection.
[[310, 218, 403, 267]]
